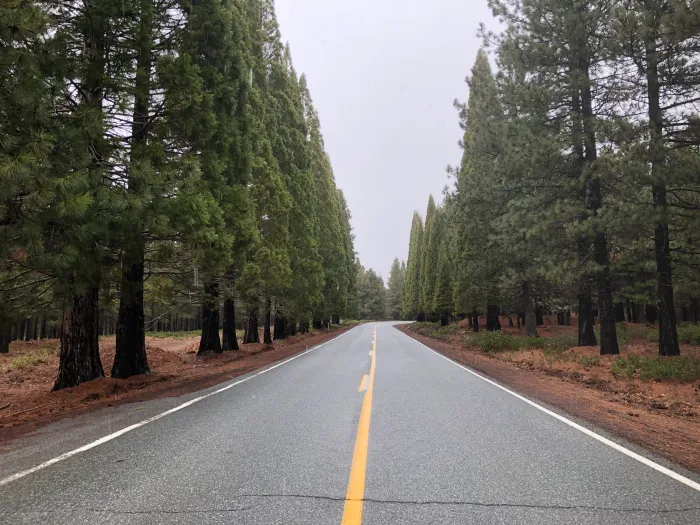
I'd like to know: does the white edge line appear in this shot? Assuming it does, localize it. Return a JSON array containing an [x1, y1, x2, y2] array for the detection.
[[402, 330, 700, 493], [0, 325, 359, 487]]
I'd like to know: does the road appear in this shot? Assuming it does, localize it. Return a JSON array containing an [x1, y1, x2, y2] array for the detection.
[[2, 321, 700, 524]]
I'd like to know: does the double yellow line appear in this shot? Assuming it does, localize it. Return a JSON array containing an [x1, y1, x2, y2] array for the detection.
[[341, 327, 377, 525]]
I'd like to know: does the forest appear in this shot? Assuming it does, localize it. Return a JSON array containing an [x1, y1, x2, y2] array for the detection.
[[401, 0, 700, 357], [0, 0, 380, 389]]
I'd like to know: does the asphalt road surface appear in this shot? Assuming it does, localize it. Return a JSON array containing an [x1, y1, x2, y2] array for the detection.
[[2, 322, 700, 524]]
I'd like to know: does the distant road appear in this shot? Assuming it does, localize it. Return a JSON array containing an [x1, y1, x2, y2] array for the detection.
[[2, 322, 700, 524]]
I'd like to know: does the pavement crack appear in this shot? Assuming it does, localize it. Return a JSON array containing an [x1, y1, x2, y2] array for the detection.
[[235, 493, 700, 514]]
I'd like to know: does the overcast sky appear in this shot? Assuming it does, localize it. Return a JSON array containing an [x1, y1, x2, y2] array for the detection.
[[276, 0, 496, 281]]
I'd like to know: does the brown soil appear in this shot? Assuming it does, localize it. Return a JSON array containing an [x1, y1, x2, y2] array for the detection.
[[398, 320, 700, 474], [0, 325, 357, 444]]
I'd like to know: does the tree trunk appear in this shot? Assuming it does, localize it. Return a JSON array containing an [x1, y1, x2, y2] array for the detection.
[[40, 316, 47, 339], [439, 312, 449, 327], [594, 228, 619, 355], [508, 317, 513, 328], [263, 298, 272, 345], [0, 319, 10, 353], [614, 303, 625, 323], [643, 32, 679, 356], [691, 298, 700, 323], [23, 318, 30, 341], [274, 315, 286, 340], [53, 284, 104, 390], [573, 35, 615, 351], [113, 242, 149, 378], [222, 298, 239, 350], [486, 305, 501, 331], [646, 304, 657, 325], [244, 309, 259, 344], [516, 314, 521, 330], [198, 281, 222, 354], [287, 318, 297, 337], [312, 318, 323, 330], [471, 309, 479, 332], [523, 281, 538, 337], [578, 280, 597, 346], [535, 306, 544, 326]]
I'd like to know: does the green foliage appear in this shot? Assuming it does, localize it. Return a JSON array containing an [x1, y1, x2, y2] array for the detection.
[[579, 356, 600, 368], [401, 0, 700, 357], [386, 258, 406, 320], [402, 212, 424, 320], [355, 262, 387, 321], [611, 356, 700, 383]]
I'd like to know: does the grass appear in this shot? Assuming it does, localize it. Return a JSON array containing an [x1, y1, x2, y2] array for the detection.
[[1, 346, 55, 373], [462, 331, 578, 355], [611, 354, 700, 382], [579, 355, 601, 368], [145, 329, 245, 339]]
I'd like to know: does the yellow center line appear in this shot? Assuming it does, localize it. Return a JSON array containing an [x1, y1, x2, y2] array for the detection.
[[341, 327, 377, 525], [357, 374, 368, 392]]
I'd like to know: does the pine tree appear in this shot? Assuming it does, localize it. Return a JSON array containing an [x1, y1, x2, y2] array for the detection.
[[433, 241, 453, 327], [420, 196, 440, 318], [0, 1, 53, 354], [386, 258, 406, 320], [301, 80, 347, 328], [356, 263, 387, 321], [402, 212, 424, 320], [609, 0, 700, 355], [48, 0, 133, 389]]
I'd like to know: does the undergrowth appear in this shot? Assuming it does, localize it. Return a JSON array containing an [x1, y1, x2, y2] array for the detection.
[[1, 346, 55, 373], [611, 355, 700, 383]]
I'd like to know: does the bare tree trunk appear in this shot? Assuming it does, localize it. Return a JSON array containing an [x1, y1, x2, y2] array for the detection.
[[113, 241, 149, 378], [0, 319, 10, 353], [263, 298, 273, 345], [486, 305, 501, 331], [222, 297, 239, 350], [523, 281, 538, 337], [287, 318, 297, 337], [198, 281, 222, 354], [471, 309, 479, 332], [615, 302, 625, 323], [40, 316, 47, 339], [274, 315, 286, 340], [244, 309, 259, 344], [54, 284, 104, 390]]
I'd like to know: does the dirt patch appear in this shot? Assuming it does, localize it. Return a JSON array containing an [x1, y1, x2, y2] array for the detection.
[[0, 325, 358, 444], [398, 323, 700, 474]]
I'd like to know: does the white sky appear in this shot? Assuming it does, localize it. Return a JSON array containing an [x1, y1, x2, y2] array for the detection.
[[276, 0, 496, 280]]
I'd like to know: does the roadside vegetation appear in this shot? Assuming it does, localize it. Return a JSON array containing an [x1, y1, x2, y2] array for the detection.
[[395, 0, 700, 364], [409, 321, 700, 384], [0, 0, 389, 392]]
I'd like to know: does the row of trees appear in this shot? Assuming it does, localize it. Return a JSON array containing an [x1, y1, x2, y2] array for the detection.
[[0, 0, 357, 388], [351, 257, 406, 321], [402, 0, 700, 356]]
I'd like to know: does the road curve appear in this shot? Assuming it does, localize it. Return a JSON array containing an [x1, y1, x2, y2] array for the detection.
[[2, 321, 700, 524]]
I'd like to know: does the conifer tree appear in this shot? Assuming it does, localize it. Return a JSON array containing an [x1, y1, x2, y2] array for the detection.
[[402, 212, 424, 320], [387, 258, 406, 320]]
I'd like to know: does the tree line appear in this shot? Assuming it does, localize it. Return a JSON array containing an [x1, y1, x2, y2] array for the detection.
[[401, 0, 700, 357], [0, 0, 359, 388]]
